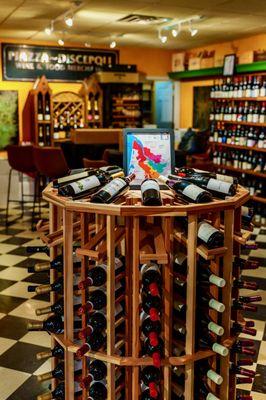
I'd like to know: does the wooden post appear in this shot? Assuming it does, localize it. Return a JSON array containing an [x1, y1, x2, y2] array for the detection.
[[125, 217, 133, 400], [63, 209, 74, 400], [184, 214, 197, 399], [107, 215, 116, 400], [220, 209, 234, 400], [132, 216, 140, 400]]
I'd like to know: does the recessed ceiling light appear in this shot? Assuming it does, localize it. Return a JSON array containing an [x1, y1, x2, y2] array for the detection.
[[65, 16, 73, 27], [58, 38, 64, 46]]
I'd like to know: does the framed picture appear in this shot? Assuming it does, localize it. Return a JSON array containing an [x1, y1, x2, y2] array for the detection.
[[193, 86, 212, 131], [223, 54, 236, 76], [0, 90, 19, 150]]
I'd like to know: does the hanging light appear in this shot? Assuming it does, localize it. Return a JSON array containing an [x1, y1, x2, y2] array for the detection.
[[189, 20, 198, 37], [45, 21, 54, 35], [158, 29, 167, 44], [58, 38, 65, 46], [110, 40, 117, 48], [65, 15, 73, 27], [172, 23, 181, 38]]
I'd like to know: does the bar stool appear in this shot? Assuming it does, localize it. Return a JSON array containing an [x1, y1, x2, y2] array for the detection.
[[6, 145, 39, 229]]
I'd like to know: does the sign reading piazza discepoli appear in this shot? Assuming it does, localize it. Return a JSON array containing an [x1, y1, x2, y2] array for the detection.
[[2, 43, 119, 82]]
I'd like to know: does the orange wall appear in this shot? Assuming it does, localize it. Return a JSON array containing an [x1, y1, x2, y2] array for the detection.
[[0, 38, 173, 138], [179, 33, 266, 128]]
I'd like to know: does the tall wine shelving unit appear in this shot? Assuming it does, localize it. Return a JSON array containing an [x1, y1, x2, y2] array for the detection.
[[38, 183, 253, 400]]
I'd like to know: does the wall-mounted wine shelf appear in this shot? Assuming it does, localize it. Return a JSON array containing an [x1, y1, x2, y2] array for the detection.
[[212, 142, 266, 153]]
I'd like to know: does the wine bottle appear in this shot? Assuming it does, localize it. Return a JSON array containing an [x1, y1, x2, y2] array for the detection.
[[174, 252, 187, 271], [173, 297, 186, 318], [26, 245, 50, 255], [175, 167, 238, 185], [195, 381, 220, 400], [76, 332, 106, 358], [173, 319, 186, 338], [198, 290, 225, 313], [172, 172, 236, 198], [196, 360, 223, 385], [36, 344, 64, 360], [27, 315, 63, 334], [238, 295, 262, 304], [142, 294, 161, 321], [197, 221, 224, 248], [88, 381, 107, 400], [232, 340, 256, 356], [37, 93, 43, 121], [59, 170, 124, 198], [231, 322, 256, 336], [52, 168, 95, 188], [141, 366, 161, 399], [77, 289, 107, 315], [233, 278, 258, 290], [143, 337, 164, 367], [197, 332, 229, 356], [197, 266, 226, 288], [141, 388, 160, 400], [37, 361, 66, 382], [79, 360, 107, 389], [141, 178, 162, 206], [233, 256, 259, 270], [198, 314, 224, 336], [90, 173, 135, 203], [141, 263, 162, 297], [140, 311, 162, 347], [28, 277, 64, 294], [44, 95, 51, 121], [78, 258, 123, 289], [230, 363, 255, 378], [158, 175, 213, 203], [237, 358, 253, 366], [36, 296, 81, 316], [37, 382, 82, 400]]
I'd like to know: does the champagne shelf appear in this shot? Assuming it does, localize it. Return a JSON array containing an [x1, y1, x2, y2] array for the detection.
[[211, 119, 266, 127], [213, 164, 266, 178], [41, 183, 250, 400], [212, 142, 266, 153]]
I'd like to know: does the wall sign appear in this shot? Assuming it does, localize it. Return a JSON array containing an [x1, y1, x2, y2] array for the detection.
[[2, 43, 119, 82]]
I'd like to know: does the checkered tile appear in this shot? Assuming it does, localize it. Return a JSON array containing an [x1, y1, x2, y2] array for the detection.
[[0, 205, 265, 399]]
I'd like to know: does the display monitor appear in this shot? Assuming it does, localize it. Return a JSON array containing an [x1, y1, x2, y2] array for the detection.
[[123, 128, 175, 188]]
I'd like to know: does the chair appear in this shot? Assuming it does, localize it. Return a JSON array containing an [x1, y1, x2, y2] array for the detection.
[[83, 148, 123, 169], [6, 145, 39, 229]]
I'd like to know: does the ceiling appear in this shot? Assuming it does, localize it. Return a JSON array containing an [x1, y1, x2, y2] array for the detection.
[[0, 0, 265, 49]]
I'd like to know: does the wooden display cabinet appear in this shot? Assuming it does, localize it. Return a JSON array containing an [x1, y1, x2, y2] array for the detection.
[[52, 91, 86, 144], [22, 75, 53, 146], [79, 75, 103, 128], [38, 182, 254, 400]]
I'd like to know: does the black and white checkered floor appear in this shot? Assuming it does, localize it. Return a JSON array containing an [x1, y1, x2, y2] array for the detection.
[[0, 205, 265, 399]]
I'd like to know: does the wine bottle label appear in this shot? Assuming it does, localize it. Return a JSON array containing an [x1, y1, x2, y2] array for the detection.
[[209, 274, 226, 288], [215, 173, 234, 183], [174, 252, 187, 266], [206, 393, 220, 400], [198, 222, 218, 243], [141, 179, 160, 194], [212, 343, 229, 356], [208, 322, 224, 336], [207, 369, 223, 385], [70, 175, 101, 194], [99, 178, 127, 197], [206, 178, 231, 194], [140, 263, 160, 275], [209, 299, 225, 313], [182, 184, 206, 200]]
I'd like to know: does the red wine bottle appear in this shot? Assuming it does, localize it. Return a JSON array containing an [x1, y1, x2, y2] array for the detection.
[[141, 366, 161, 399], [238, 295, 262, 304], [141, 178, 162, 206], [195, 381, 220, 400], [79, 360, 107, 389], [232, 341, 256, 356], [232, 300, 257, 312], [35, 296, 81, 316], [231, 322, 257, 336], [236, 377, 253, 384], [88, 381, 107, 400], [197, 221, 224, 248], [174, 167, 238, 185], [37, 362, 67, 382], [233, 257, 259, 270], [237, 358, 253, 366], [141, 388, 160, 400], [230, 362, 256, 378], [142, 294, 161, 321], [90, 173, 135, 203], [77, 289, 107, 315], [143, 337, 164, 367], [78, 258, 123, 289], [36, 344, 64, 360], [236, 396, 253, 400], [52, 168, 95, 188], [27, 315, 63, 334], [140, 311, 162, 347], [76, 333, 106, 358], [158, 175, 213, 203], [233, 278, 258, 290], [141, 263, 162, 297]]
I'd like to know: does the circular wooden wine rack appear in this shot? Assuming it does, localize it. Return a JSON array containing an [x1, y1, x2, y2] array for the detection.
[[41, 183, 250, 400]]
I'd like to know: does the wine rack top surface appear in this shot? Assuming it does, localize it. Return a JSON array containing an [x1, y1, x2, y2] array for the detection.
[[43, 184, 249, 216]]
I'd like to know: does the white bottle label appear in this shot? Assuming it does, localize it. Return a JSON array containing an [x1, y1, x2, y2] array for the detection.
[[198, 222, 218, 243], [206, 178, 231, 194], [215, 174, 234, 183], [101, 178, 126, 197], [175, 252, 187, 266], [70, 175, 101, 194], [182, 184, 205, 201], [141, 179, 160, 194]]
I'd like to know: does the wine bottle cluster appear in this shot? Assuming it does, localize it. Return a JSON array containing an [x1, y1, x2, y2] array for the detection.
[[213, 149, 266, 173], [210, 75, 266, 99], [210, 101, 266, 124]]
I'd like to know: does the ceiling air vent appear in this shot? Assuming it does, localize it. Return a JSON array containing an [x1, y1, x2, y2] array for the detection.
[[118, 14, 170, 25]]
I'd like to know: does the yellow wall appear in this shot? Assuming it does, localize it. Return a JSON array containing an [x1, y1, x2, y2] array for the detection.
[[179, 33, 266, 128], [0, 38, 173, 139]]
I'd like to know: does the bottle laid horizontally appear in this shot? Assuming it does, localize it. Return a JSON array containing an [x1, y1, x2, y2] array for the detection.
[[28, 274, 80, 294], [232, 339, 256, 356], [28, 255, 81, 273], [197, 264, 226, 288], [174, 167, 238, 185], [90, 173, 135, 203], [58, 169, 125, 198], [230, 362, 256, 378], [27, 245, 50, 255], [236, 377, 253, 385], [140, 311, 162, 347], [37, 382, 81, 400], [142, 336, 164, 367], [36, 344, 64, 360], [197, 289, 225, 313], [141, 263, 162, 297], [79, 359, 107, 389], [140, 366, 161, 399], [232, 295, 262, 312], [27, 315, 64, 334], [197, 221, 224, 249], [158, 175, 213, 204], [233, 256, 259, 270], [233, 278, 258, 290], [196, 359, 224, 385], [52, 167, 110, 189], [197, 314, 225, 336], [35, 295, 82, 316], [76, 332, 107, 358], [170, 172, 236, 198], [78, 257, 124, 289], [142, 293, 162, 321], [195, 381, 220, 400], [196, 331, 229, 356], [172, 318, 186, 339], [141, 178, 162, 206], [231, 321, 257, 336]]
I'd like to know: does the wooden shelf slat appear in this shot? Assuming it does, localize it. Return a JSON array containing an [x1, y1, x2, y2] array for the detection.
[[251, 195, 266, 203], [211, 97, 266, 101], [212, 142, 266, 153], [211, 119, 266, 127]]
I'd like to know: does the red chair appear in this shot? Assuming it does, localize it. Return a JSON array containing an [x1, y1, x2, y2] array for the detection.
[[33, 147, 69, 180], [6, 145, 39, 229]]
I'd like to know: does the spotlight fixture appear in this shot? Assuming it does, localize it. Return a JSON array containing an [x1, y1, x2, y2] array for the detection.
[[189, 21, 198, 37], [158, 29, 167, 44], [84, 42, 91, 48], [58, 38, 65, 46], [110, 40, 117, 49], [65, 15, 73, 27], [172, 23, 181, 38], [45, 21, 54, 35]]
